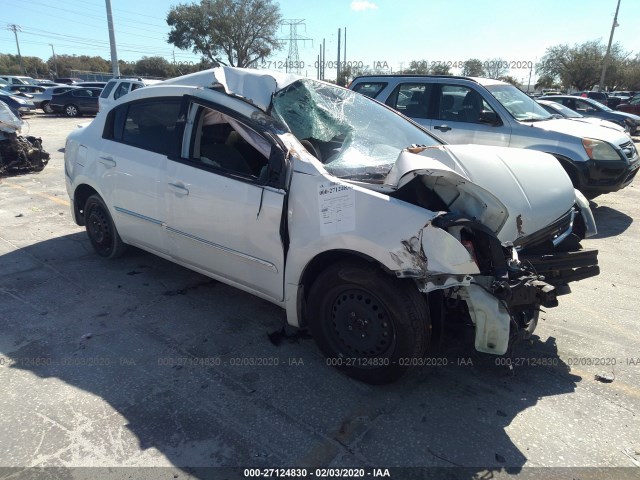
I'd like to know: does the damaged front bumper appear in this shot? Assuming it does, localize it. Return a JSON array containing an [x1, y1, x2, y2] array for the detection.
[[403, 208, 599, 355]]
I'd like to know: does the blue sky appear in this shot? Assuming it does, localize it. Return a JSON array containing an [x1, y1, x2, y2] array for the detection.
[[1, 0, 638, 84]]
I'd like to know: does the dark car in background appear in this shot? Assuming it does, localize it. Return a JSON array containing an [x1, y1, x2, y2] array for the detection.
[[540, 95, 640, 135], [54, 77, 83, 85], [75, 82, 107, 89], [572, 90, 609, 105], [616, 97, 640, 116], [49, 87, 102, 117], [33, 85, 78, 113], [0, 89, 35, 116], [537, 99, 627, 133]]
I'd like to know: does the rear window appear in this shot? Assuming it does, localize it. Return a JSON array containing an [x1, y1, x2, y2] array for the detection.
[[351, 81, 387, 99], [104, 98, 183, 157], [100, 81, 117, 99]]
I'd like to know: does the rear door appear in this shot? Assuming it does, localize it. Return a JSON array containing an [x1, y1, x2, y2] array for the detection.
[[100, 97, 184, 255]]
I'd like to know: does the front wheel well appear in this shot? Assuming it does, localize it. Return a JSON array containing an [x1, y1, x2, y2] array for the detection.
[[548, 153, 582, 190], [297, 250, 392, 328], [73, 184, 99, 226]]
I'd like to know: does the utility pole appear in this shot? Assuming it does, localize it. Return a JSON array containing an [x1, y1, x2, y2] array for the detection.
[[49, 44, 58, 78], [322, 38, 326, 80], [337, 28, 341, 83], [105, 0, 120, 77], [599, 0, 621, 92], [8, 24, 24, 75]]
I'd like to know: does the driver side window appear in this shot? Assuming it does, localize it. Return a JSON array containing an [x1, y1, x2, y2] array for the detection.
[[189, 106, 272, 182]]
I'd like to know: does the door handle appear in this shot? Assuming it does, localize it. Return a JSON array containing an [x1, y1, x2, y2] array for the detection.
[[168, 182, 189, 196], [434, 125, 452, 132], [99, 156, 116, 167]]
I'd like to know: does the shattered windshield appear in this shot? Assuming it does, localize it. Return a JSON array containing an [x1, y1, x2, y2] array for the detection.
[[271, 79, 441, 180], [486, 84, 552, 122]]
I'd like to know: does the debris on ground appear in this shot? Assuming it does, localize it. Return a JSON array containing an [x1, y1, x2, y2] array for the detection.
[[0, 104, 50, 175], [267, 326, 312, 346], [594, 373, 615, 383]]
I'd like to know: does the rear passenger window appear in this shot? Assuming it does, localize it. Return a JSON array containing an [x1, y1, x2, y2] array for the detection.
[[113, 82, 130, 100], [104, 99, 183, 156], [386, 83, 431, 119], [351, 82, 387, 99], [100, 81, 116, 99]]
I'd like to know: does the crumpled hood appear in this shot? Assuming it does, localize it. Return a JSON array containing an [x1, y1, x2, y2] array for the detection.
[[385, 145, 576, 243], [525, 118, 630, 145]]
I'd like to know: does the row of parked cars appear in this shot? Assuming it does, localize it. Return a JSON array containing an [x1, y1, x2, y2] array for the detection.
[[64, 67, 626, 383], [0, 75, 160, 118]]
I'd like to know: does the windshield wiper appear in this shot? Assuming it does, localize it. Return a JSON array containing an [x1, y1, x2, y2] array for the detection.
[[521, 117, 550, 122]]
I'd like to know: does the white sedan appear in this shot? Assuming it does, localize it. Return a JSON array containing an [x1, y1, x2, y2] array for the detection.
[[64, 67, 599, 383]]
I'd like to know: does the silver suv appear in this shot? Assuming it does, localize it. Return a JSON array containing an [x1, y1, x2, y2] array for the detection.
[[349, 75, 639, 198]]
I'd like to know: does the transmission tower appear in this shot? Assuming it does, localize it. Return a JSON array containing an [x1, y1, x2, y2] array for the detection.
[[281, 19, 312, 75]]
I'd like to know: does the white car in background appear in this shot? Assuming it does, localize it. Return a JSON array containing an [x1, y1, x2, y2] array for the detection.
[[98, 77, 162, 112], [65, 67, 599, 384]]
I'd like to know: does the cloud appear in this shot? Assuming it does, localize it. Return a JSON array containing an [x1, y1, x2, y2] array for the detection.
[[350, 1, 378, 11]]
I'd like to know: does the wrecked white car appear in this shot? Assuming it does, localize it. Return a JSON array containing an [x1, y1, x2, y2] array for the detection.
[[64, 67, 599, 383]]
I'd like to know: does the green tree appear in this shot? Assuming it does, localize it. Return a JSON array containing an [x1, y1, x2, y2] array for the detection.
[[402, 60, 430, 74], [461, 58, 485, 77], [429, 63, 451, 75], [167, 0, 282, 67], [49, 55, 110, 77], [135, 56, 176, 77], [498, 75, 520, 86], [537, 40, 629, 91], [0, 54, 49, 77], [484, 58, 509, 79]]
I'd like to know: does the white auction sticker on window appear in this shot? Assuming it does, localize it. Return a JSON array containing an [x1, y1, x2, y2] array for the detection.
[[318, 181, 355, 235]]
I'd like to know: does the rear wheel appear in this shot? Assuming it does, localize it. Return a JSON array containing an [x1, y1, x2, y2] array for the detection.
[[41, 101, 53, 114], [84, 194, 127, 259], [308, 261, 431, 384], [64, 104, 80, 117]]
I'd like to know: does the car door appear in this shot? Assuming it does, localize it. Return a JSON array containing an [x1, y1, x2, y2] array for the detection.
[[100, 97, 184, 255], [428, 84, 510, 146], [71, 89, 94, 113], [164, 98, 287, 301]]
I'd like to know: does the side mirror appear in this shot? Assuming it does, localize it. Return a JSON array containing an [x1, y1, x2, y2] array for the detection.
[[478, 110, 501, 126]]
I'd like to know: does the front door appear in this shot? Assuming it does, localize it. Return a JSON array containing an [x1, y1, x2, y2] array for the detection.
[[165, 100, 286, 301]]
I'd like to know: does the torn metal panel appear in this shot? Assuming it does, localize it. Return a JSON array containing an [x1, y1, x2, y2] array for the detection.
[[456, 284, 511, 355]]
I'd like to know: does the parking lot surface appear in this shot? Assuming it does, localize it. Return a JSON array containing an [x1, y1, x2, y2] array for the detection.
[[1, 115, 640, 479]]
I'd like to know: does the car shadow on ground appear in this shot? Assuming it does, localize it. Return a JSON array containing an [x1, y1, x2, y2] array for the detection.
[[589, 203, 633, 238], [1, 233, 582, 479]]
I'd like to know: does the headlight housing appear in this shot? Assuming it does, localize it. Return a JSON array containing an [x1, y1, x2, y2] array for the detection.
[[582, 138, 622, 161]]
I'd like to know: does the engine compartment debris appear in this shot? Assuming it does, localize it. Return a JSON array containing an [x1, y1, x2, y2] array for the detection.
[[0, 103, 50, 176]]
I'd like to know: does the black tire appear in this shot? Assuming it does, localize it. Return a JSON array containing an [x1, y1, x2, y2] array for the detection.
[[84, 194, 127, 259], [307, 261, 431, 384], [64, 104, 80, 117], [41, 101, 53, 114]]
